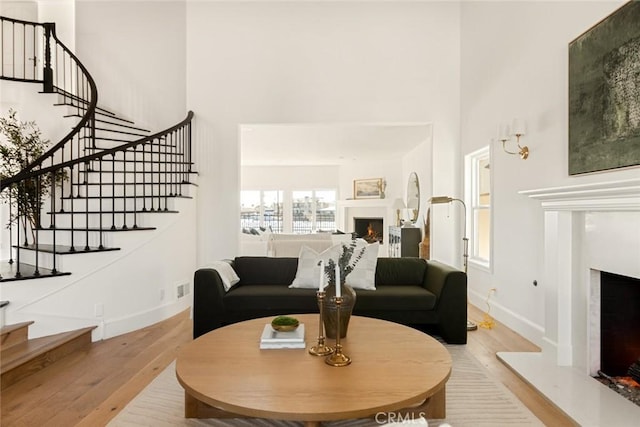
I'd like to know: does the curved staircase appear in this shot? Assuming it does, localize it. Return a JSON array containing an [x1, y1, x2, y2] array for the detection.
[[0, 16, 196, 378]]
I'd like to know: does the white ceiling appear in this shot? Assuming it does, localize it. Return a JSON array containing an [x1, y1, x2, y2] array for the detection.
[[240, 123, 431, 166]]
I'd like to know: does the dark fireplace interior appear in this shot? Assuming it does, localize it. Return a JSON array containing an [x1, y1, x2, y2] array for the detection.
[[600, 271, 640, 377], [353, 217, 383, 244]]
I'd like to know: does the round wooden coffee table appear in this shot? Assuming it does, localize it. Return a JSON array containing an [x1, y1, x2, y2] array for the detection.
[[176, 314, 451, 426]]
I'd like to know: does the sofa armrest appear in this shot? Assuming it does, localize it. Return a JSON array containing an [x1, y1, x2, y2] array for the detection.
[[193, 268, 227, 339], [424, 260, 468, 344], [422, 260, 462, 297]]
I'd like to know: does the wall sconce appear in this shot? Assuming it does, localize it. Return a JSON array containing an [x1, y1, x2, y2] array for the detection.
[[498, 119, 529, 160]]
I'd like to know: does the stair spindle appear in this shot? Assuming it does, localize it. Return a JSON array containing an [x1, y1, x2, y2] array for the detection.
[[122, 150, 128, 230], [157, 139, 162, 211], [8, 192, 14, 264], [163, 132, 173, 212], [98, 158, 104, 249], [69, 165, 75, 252], [15, 191, 22, 278], [84, 162, 90, 251], [51, 171, 57, 274], [133, 146, 138, 228], [110, 154, 116, 229], [34, 176, 41, 276], [149, 142, 155, 211]]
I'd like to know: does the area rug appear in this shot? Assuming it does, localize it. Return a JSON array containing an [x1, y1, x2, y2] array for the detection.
[[108, 345, 543, 426]]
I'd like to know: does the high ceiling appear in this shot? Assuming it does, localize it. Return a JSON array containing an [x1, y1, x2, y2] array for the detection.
[[240, 123, 431, 166]]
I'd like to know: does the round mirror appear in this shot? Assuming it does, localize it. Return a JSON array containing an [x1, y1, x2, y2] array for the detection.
[[406, 172, 420, 223]]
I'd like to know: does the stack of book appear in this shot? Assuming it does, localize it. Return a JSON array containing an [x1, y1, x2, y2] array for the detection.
[[259, 324, 305, 349]]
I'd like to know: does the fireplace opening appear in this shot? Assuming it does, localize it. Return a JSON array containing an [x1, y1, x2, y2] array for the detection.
[[353, 217, 383, 244], [600, 271, 640, 377], [595, 271, 640, 407]]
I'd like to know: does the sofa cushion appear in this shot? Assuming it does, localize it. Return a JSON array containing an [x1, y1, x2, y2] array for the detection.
[[354, 285, 436, 311], [345, 241, 379, 290], [233, 257, 298, 285], [224, 284, 318, 312], [289, 245, 341, 289], [375, 258, 427, 286]]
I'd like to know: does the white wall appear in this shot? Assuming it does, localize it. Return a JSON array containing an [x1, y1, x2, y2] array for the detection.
[[402, 128, 432, 234], [338, 158, 403, 203], [187, 1, 462, 265], [39, 0, 75, 52], [460, 0, 637, 344], [242, 165, 340, 192], [75, 1, 187, 129]]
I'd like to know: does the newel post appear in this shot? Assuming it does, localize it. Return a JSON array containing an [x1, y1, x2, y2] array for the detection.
[[43, 23, 55, 93]]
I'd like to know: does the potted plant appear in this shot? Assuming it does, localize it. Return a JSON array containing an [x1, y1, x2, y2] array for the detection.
[[322, 239, 366, 338], [0, 109, 63, 244]]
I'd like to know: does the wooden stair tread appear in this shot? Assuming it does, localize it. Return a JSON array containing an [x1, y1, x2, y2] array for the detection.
[[1, 326, 96, 374], [0, 321, 35, 337], [1, 321, 34, 351]]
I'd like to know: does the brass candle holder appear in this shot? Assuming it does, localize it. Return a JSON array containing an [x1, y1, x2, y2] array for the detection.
[[309, 290, 334, 356], [325, 296, 351, 367]]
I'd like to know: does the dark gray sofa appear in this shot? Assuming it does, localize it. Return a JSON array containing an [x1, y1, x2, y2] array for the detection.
[[193, 256, 467, 344]]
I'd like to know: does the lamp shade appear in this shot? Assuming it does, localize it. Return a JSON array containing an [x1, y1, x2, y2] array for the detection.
[[392, 198, 406, 209], [430, 196, 453, 204], [511, 119, 526, 135]]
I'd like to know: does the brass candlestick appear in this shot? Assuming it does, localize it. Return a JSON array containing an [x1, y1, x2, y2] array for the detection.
[[309, 290, 334, 356], [325, 296, 351, 367]]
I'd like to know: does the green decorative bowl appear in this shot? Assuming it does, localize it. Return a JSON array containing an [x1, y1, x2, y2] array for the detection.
[[271, 316, 299, 332]]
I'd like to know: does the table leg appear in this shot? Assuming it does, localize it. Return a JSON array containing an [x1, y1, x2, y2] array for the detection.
[[396, 385, 446, 420], [185, 391, 245, 419], [304, 422, 321, 427], [426, 385, 446, 419]]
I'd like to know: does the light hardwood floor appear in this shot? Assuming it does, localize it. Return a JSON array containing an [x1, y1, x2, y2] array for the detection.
[[1, 306, 576, 426]]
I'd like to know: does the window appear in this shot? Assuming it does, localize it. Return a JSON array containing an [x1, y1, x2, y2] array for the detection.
[[465, 146, 491, 270], [314, 190, 336, 232], [240, 190, 283, 232], [241, 189, 335, 234], [292, 191, 313, 233]]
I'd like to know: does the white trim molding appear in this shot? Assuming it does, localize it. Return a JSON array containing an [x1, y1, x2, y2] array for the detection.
[[519, 178, 640, 211], [499, 178, 640, 425]]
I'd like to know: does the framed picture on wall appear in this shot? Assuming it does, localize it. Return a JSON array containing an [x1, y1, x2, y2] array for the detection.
[[353, 178, 383, 199], [568, 1, 640, 175]]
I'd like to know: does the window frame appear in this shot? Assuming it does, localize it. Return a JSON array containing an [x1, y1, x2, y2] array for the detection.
[[464, 145, 492, 272], [242, 189, 337, 234]]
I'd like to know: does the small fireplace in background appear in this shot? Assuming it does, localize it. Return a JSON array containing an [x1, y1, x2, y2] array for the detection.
[[353, 217, 383, 244]]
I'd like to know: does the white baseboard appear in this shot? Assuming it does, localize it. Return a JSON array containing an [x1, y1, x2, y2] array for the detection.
[[102, 297, 192, 340], [468, 288, 545, 347]]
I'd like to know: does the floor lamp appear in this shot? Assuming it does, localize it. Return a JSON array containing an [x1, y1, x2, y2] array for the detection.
[[429, 196, 477, 331]]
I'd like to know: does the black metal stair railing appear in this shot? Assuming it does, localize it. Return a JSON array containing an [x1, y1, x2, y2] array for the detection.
[[0, 16, 194, 281]]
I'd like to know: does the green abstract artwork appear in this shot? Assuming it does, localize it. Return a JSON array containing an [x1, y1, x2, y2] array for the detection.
[[568, 1, 640, 175]]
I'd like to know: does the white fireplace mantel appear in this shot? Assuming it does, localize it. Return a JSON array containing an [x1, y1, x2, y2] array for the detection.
[[519, 178, 640, 211], [497, 178, 640, 426], [336, 199, 398, 257]]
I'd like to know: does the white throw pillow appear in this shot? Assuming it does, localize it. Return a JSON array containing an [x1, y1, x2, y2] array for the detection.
[[345, 241, 379, 290], [209, 261, 240, 291], [289, 245, 341, 289]]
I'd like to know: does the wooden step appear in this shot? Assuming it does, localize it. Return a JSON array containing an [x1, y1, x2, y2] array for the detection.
[[1, 321, 35, 350], [1, 326, 96, 390]]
